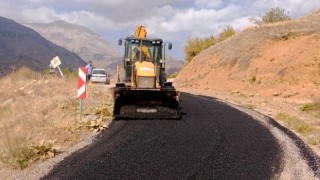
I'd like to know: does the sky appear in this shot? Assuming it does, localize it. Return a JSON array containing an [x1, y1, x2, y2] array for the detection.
[[0, 0, 319, 60]]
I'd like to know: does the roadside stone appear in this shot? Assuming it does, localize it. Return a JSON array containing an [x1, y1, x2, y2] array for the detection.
[[45, 80, 50, 84], [2, 98, 14, 107], [232, 90, 240, 94], [273, 92, 281, 96], [85, 114, 98, 122], [26, 90, 33, 95]]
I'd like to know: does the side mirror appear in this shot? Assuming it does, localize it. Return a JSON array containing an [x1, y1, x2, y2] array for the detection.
[[118, 39, 123, 46], [168, 43, 172, 50]]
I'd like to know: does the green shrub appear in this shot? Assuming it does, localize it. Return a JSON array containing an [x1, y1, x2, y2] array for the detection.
[[0, 128, 33, 169], [43, 68, 51, 75], [250, 7, 291, 25], [0, 145, 33, 169], [300, 103, 314, 112], [167, 71, 179, 78], [62, 68, 78, 78], [217, 25, 235, 42], [247, 104, 256, 109], [184, 36, 216, 63], [32, 140, 59, 161], [249, 76, 257, 84], [43, 67, 77, 78], [276, 112, 314, 135]]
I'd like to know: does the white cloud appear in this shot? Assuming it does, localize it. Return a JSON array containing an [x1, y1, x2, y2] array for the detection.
[[195, 0, 223, 8], [21, 6, 59, 23], [148, 4, 241, 37], [252, 0, 320, 18], [28, 0, 44, 3]]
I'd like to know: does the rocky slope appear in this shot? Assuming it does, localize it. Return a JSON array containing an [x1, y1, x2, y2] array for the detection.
[[0, 17, 86, 76], [25, 21, 121, 74]]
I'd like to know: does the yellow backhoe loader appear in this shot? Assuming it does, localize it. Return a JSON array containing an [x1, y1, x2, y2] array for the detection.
[[113, 25, 180, 119]]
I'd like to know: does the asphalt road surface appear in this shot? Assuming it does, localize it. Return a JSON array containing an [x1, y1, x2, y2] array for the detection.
[[43, 93, 287, 179]]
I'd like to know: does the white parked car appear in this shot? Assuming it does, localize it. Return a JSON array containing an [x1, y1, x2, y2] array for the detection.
[[91, 68, 110, 84]]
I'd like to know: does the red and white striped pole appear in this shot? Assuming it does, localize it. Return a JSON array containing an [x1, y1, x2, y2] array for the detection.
[[78, 67, 87, 121]]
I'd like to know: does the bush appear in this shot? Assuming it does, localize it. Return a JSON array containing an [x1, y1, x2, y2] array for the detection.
[[0, 127, 34, 169], [167, 71, 179, 78], [249, 76, 257, 84], [276, 112, 314, 135], [43, 67, 78, 78], [217, 25, 235, 42], [300, 103, 314, 112], [184, 36, 216, 63], [250, 7, 291, 25], [183, 25, 235, 63]]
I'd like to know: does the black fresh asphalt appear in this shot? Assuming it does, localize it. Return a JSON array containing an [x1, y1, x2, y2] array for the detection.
[[43, 92, 283, 179]]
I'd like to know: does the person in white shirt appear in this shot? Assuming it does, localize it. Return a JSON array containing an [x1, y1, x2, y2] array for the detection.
[[85, 61, 93, 81]]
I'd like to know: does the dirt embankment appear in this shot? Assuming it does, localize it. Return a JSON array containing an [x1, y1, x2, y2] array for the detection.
[[174, 9, 320, 154]]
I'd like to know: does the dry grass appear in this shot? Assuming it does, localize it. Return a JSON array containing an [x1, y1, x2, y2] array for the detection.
[[275, 111, 320, 148], [299, 97, 320, 117], [276, 113, 315, 135], [0, 68, 113, 174]]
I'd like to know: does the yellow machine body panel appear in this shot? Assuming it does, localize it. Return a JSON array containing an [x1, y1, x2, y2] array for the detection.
[[134, 61, 159, 89], [135, 61, 156, 77]]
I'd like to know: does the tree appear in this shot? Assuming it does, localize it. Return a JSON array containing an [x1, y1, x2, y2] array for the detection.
[[184, 36, 216, 63], [217, 25, 235, 42], [250, 7, 291, 25]]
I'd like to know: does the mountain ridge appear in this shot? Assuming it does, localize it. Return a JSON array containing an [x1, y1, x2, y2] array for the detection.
[[25, 21, 121, 74], [0, 16, 86, 75]]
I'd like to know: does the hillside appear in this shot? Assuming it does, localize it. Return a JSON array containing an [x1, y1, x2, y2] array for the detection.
[[25, 21, 122, 73], [175, 9, 320, 154], [25, 21, 183, 75], [175, 9, 320, 100], [0, 17, 85, 75]]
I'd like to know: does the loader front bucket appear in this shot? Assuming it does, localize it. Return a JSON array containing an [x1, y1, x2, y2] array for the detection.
[[113, 87, 180, 119]]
